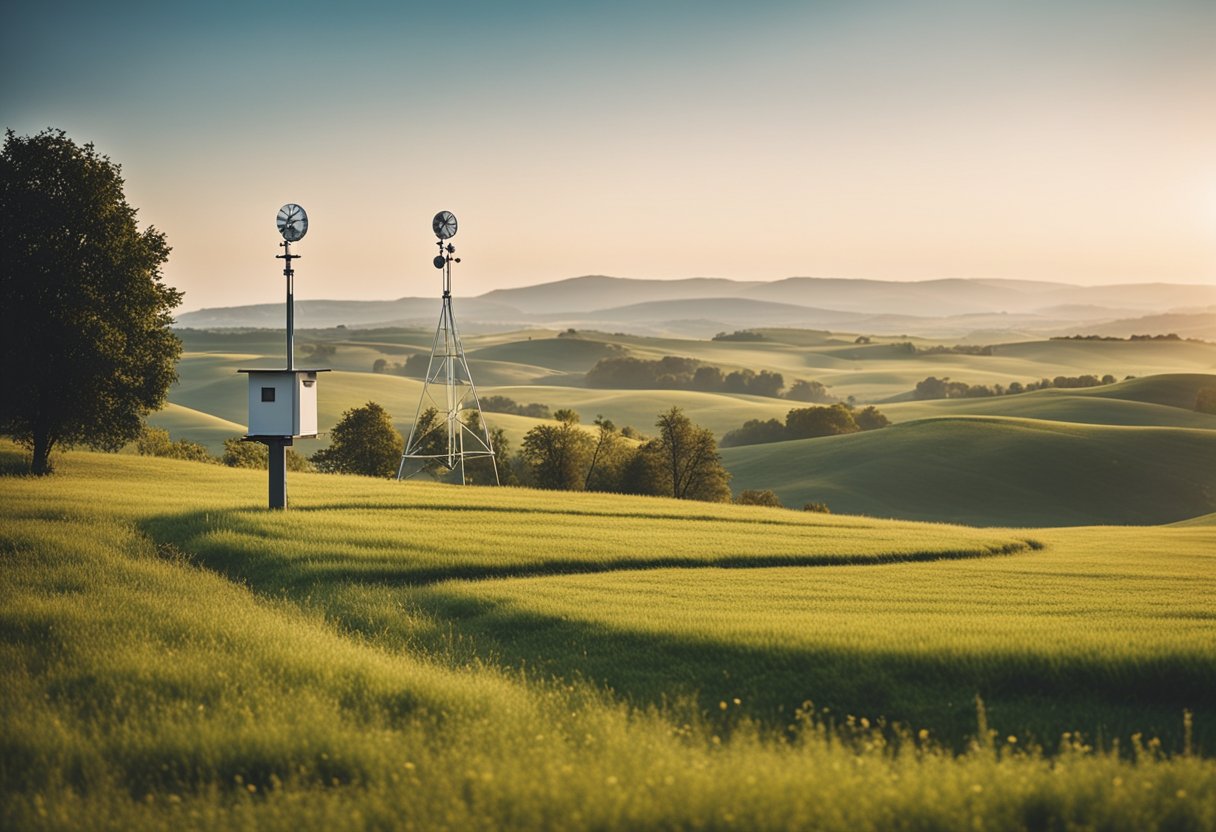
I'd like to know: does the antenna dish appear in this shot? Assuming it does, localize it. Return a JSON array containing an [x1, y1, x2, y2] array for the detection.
[[433, 255, 446, 269], [432, 210, 457, 239], [276, 204, 308, 242]]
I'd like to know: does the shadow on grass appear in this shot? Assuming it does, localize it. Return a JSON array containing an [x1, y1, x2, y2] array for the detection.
[[138, 506, 1037, 588], [0, 447, 33, 476], [403, 586, 1215, 755], [135, 505, 1211, 754]]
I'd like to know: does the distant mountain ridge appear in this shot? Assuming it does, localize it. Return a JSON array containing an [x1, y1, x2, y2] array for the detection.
[[175, 275, 1216, 338]]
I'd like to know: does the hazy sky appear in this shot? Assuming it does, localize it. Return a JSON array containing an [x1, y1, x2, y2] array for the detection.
[[4, 0, 1215, 312]]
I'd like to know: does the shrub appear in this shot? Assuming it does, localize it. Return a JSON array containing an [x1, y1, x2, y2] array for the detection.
[[135, 426, 215, 464], [802, 501, 831, 513], [736, 489, 782, 508]]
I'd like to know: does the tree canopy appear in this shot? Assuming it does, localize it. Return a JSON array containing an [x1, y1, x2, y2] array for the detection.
[[0, 128, 182, 473], [310, 401, 403, 477]]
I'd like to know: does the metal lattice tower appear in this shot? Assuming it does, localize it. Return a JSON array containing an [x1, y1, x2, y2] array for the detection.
[[397, 212, 499, 485]]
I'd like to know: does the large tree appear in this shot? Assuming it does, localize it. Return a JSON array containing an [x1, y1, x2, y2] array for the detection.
[[520, 419, 593, 490], [0, 129, 181, 474], [311, 402, 404, 477], [652, 407, 730, 502]]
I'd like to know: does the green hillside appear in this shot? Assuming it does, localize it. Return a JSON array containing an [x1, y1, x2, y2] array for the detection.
[[721, 416, 1216, 526], [882, 373, 1216, 429], [3, 445, 1214, 829]]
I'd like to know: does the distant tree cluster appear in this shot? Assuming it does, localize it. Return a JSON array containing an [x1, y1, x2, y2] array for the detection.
[[720, 404, 890, 448], [479, 395, 552, 419], [1052, 333, 1200, 342], [305, 343, 337, 361], [585, 355, 834, 402], [913, 344, 994, 356], [712, 330, 766, 342], [512, 407, 730, 502], [912, 373, 1119, 400], [783, 379, 836, 403], [371, 354, 429, 377], [734, 489, 833, 513]]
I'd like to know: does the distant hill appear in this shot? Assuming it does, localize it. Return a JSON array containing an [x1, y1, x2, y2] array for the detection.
[[175, 276, 1216, 336], [721, 416, 1216, 527], [176, 297, 525, 329], [479, 275, 764, 315], [881, 374, 1216, 430]]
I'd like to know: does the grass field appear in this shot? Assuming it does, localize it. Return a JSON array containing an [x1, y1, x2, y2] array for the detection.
[[722, 416, 1216, 526], [167, 329, 1216, 452], [2, 444, 1214, 829]]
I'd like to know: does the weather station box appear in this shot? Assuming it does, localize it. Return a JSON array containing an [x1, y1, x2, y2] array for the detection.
[[239, 369, 329, 438]]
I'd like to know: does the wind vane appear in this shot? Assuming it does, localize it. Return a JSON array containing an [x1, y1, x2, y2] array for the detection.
[[397, 211, 499, 484], [237, 204, 330, 509]]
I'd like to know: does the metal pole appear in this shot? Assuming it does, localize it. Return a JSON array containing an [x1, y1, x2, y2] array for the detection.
[[284, 240, 295, 371], [268, 438, 288, 509]]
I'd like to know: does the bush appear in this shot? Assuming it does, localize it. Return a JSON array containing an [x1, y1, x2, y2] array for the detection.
[[221, 437, 312, 472], [784, 380, 835, 403], [135, 426, 215, 464], [311, 402, 403, 477], [802, 501, 831, 514], [854, 406, 890, 431], [721, 419, 786, 448], [735, 489, 782, 508], [785, 404, 859, 440]]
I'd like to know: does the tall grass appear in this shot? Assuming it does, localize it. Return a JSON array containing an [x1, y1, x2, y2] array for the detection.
[[2, 445, 1215, 830]]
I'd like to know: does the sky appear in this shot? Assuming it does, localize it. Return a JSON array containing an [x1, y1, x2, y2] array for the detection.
[[3, 0, 1215, 312]]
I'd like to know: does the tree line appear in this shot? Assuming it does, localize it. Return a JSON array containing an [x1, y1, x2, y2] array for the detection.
[[912, 373, 1120, 400], [1052, 333, 1200, 342], [720, 403, 890, 448], [584, 356, 836, 403]]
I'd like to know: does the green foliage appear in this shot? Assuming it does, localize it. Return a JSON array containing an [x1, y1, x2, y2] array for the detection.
[[310, 401, 403, 477], [221, 437, 312, 472], [711, 329, 765, 341], [584, 416, 632, 492], [586, 356, 785, 398], [0, 128, 182, 474], [785, 403, 860, 440], [652, 406, 731, 502], [520, 420, 594, 490], [305, 343, 336, 361], [721, 418, 787, 448], [135, 426, 215, 463], [914, 373, 1115, 400], [406, 407, 447, 475], [552, 408, 580, 425], [854, 405, 890, 431], [736, 488, 782, 507], [802, 501, 831, 513], [784, 379, 835, 403], [479, 396, 551, 419]]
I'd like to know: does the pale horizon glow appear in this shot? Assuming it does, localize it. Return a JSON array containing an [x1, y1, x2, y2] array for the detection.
[[3, 0, 1214, 313]]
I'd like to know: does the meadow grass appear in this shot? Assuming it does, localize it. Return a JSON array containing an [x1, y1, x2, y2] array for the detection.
[[2, 444, 1215, 830]]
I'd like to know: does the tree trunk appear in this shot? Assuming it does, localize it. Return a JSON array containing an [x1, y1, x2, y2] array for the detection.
[[30, 429, 53, 475]]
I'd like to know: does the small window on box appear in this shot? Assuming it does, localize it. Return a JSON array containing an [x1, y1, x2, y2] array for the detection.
[[261, 387, 275, 402]]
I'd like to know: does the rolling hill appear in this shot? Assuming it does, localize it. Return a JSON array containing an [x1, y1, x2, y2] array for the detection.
[[721, 416, 1216, 526], [175, 275, 1216, 338]]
